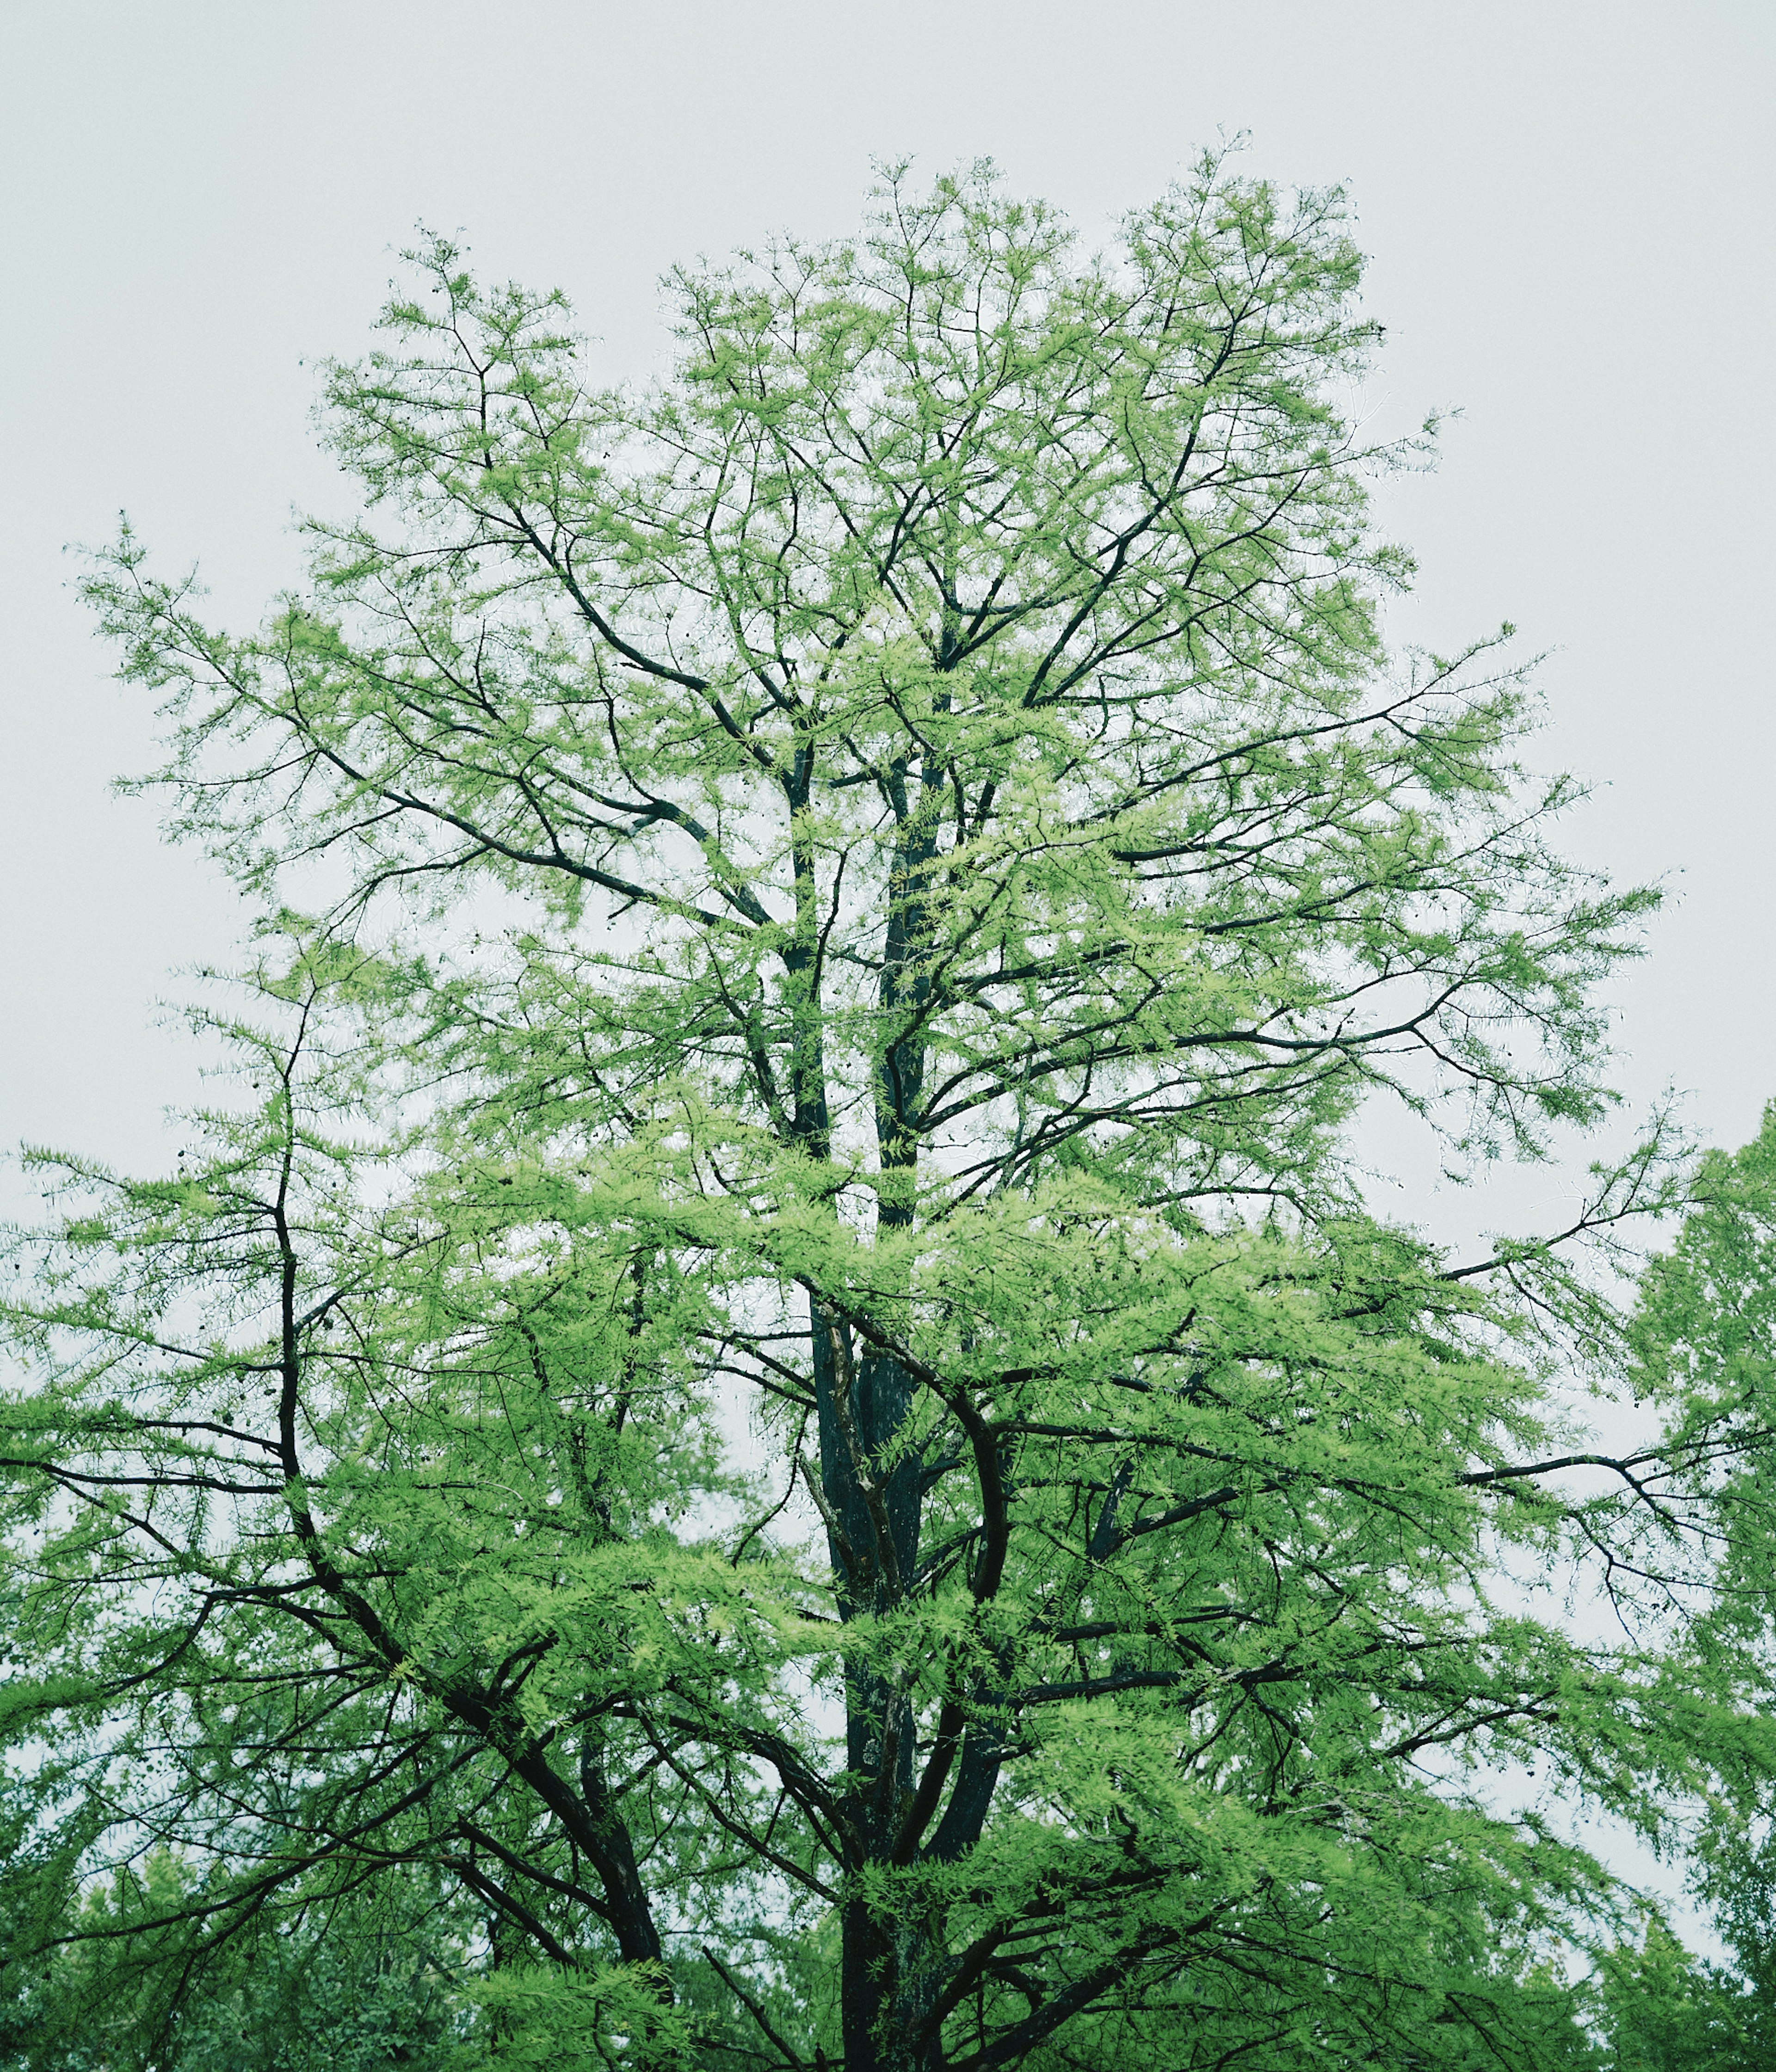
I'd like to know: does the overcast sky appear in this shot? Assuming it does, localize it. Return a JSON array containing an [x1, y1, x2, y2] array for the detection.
[[3, 0, 1772, 1213]]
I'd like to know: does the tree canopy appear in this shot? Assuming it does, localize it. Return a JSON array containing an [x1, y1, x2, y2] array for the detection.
[[4, 153, 1775, 2072]]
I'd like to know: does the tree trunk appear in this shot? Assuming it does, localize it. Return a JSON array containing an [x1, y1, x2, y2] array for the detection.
[[816, 1321, 940, 2071]]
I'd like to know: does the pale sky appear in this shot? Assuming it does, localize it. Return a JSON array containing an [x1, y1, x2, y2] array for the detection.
[[3, 0, 1772, 1210]]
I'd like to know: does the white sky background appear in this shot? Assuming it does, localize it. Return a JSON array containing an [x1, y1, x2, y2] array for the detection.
[[1, 0, 1772, 1957], [2, 0, 1772, 1193], [1, 0, 1771, 1225]]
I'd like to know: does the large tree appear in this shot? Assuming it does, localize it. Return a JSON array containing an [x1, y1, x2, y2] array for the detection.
[[2, 156, 1758, 2070]]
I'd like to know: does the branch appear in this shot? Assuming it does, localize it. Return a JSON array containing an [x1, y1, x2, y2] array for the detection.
[[702, 1945, 808, 2070], [443, 1853, 580, 1969]]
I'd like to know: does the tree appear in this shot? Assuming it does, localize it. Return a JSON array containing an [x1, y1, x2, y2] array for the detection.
[[1587, 1105, 1776, 2072], [2, 1853, 462, 2072], [0, 154, 1755, 2070]]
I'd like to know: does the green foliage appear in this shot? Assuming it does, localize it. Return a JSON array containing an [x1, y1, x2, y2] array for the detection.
[[0, 1854, 460, 2071], [1630, 1105, 1776, 1644], [1596, 1924, 1761, 2072], [1, 152, 1764, 2072], [1585, 1107, 1776, 2071]]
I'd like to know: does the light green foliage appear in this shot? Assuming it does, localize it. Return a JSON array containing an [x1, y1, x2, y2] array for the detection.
[[1596, 1924, 1761, 2072], [0, 155, 1762, 2071], [1581, 1107, 1776, 2070], [1631, 1107, 1776, 1647], [9, 1860, 461, 2072]]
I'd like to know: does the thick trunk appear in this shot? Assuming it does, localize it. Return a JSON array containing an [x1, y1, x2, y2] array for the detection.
[[789, 721, 964, 2067], [817, 1330, 941, 2069], [840, 1903, 945, 2072], [829, 739, 956, 2071]]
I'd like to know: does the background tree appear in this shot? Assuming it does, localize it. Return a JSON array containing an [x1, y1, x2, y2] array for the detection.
[[1, 1852, 462, 2072], [2, 154, 1760, 2070], [1583, 1104, 1776, 2072]]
